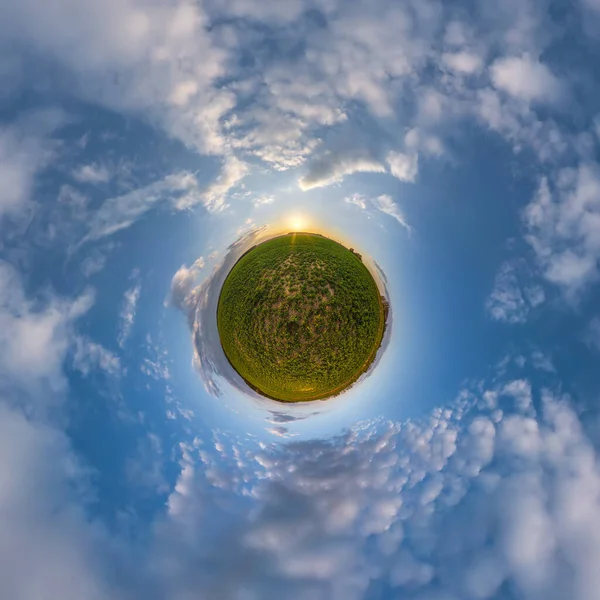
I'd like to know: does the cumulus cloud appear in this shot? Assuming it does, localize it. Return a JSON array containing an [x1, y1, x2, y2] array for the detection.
[[3, 1, 600, 599], [501, 379, 533, 411], [3, 215, 600, 600], [141, 376, 600, 600], [72, 335, 122, 378], [0, 112, 62, 219], [0, 0, 233, 156], [72, 163, 112, 185], [0, 262, 115, 600], [174, 156, 248, 211], [0, 127, 43, 218], [524, 165, 600, 298], [80, 253, 107, 277], [531, 349, 556, 373], [0, 260, 94, 403], [404, 127, 444, 157], [0, 405, 113, 600], [169, 257, 206, 316], [490, 55, 562, 103], [486, 261, 545, 323], [0, 0, 583, 254], [387, 151, 418, 183], [442, 51, 484, 74], [4, 274, 599, 600], [125, 432, 167, 494]]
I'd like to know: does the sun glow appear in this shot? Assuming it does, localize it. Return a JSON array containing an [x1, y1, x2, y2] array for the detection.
[[287, 213, 310, 232]]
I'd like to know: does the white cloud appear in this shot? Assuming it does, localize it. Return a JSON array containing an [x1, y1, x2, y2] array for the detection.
[[118, 278, 141, 348], [545, 251, 597, 290], [475, 86, 570, 163], [0, 127, 41, 217], [252, 195, 275, 207], [10, 365, 583, 600], [309, 7, 433, 119], [405, 128, 444, 157], [227, 66, 345, 171], [72, 335, 122, 377], [80, 252, 107, 277], [442, 51, 484, 74], [0, 0, 232, 156], [345, 194, 368, 210], [169, 227, 268, 396], [531, 350, 556, 373], [145, 376, 600, 600], [525, 284, 546, 308], [0, 0, 577, 246], [168, 79, 198, 107], [175, 156, 248, 211], [387, 151, 418, 183], [486, 262, 545, 323], [501, 379, 533, 412], [524, 165, 600, 298], [169, 260, 205, 315], [72, 163, 111, 184], [4, 256, 600, 600], [216, 0, 305, 23], [140, 357, 171, 382], [125, 432, 167, 494], [0, 262, 113, 600], [0, 260, 93, 403], [490, 55, 562, 103], [344, 193, 411, 231], [373, 194, 411, 230], [3, 2, 600, 598], [298, 152, 386, 191], [82, 160, 248, 242], [82, 172, 196, 242], [0, 404, 112, 600], [0, 113, 60, 218]]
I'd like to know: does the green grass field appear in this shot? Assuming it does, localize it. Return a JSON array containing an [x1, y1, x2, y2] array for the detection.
[[217, 233, 385, 402]]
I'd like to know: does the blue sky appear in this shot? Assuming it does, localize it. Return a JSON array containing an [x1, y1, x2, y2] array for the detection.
[[2, 0, 600, 598]]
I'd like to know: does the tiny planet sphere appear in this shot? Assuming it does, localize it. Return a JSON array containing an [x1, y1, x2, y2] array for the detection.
[[217, 232, 387, 402]]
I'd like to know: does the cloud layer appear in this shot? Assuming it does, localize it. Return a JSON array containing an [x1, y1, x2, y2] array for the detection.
[[1, 0, 596, 302], [2, 1, 600, 599], [142, 374, 600, 600]]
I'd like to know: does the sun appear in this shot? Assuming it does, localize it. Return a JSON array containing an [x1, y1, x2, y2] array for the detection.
[[287, 212, 309, 231]]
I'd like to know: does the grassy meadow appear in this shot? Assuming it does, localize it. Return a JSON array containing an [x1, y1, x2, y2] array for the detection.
[[217, 233, 385, 402]]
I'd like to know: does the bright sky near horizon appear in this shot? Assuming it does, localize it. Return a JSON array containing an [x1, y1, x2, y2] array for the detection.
[[2, 0, 600, 598]]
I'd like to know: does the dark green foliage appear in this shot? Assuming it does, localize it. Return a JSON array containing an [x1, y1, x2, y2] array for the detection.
[[217, 233, 385, 402]]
